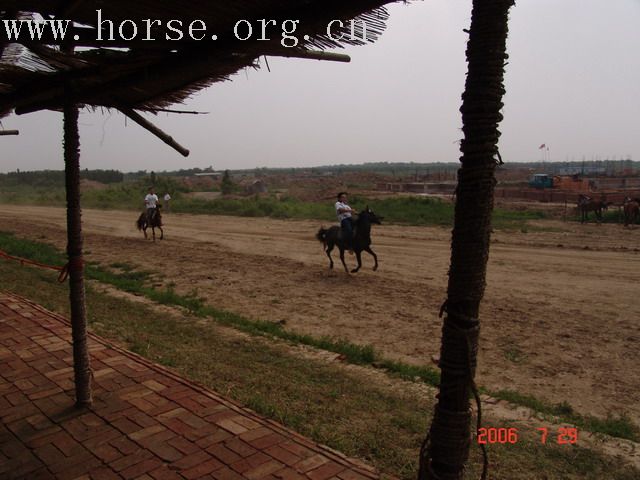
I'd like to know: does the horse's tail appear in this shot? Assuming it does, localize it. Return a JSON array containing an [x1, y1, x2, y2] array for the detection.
[[136, 214, 145, 231], [316, 228, 328, 246]]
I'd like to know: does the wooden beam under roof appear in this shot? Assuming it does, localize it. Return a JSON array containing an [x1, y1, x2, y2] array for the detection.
[[119, 107, 190, 157], [270, 50, 350, 63]]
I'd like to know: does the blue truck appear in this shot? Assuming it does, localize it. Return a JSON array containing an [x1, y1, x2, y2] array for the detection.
[[528, 174, 553, 189]]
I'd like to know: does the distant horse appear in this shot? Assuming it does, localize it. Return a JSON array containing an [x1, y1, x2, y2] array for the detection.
[[623, 198, 639, 227], [578, 196, 611, 223], [316, 207, 382, 274], [136, 206, 164, 241]]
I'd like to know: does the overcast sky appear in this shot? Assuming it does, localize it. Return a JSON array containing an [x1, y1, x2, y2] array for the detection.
[[1, 0, 638, 173]]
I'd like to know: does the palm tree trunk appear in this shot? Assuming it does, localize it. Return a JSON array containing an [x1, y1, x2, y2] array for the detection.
[[420, 1, 514, 479], [63, 93, 92, 407]]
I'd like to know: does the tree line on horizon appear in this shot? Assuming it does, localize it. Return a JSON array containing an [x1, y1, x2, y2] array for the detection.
[[2, 159, 638, 187]]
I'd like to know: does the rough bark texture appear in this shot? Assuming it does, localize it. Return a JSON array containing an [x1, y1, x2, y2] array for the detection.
[[63, 97, 92, 407], [420, 1, 514, 479]]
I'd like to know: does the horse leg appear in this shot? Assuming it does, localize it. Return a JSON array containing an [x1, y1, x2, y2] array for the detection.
[[159, 226, 164, 240], [364, 246, 378, 271], [326, 243, 335, 270], [151, 226, 156, 242], [143, 226, 148, 239], [339, 247, 349, 274], [350, 250, 362, 274]]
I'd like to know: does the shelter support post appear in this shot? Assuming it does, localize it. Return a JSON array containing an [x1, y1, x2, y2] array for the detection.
[[0, 130, 19, 135], [63, 95, 92, 407], [420, 1, 514, 479]]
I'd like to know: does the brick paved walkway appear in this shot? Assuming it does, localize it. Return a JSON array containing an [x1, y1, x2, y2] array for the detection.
[[0, 292, 383, 480]]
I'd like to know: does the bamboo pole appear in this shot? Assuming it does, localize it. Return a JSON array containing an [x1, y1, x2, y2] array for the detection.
[[63, 87, 92, 408], [269, 50, 351, 63], [119, 108, 190, 157]]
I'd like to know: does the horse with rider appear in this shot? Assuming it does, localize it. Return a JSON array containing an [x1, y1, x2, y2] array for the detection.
[[137, 187, 164, 241], [316, 192, 382, 274]]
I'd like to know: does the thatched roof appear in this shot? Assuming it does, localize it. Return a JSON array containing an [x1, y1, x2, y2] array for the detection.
[[0, 1, 401, 118]]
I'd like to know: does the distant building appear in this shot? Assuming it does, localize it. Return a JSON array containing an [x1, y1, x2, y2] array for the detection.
[[376, 182, 456, 194], [558, 166, 606, 176], [194, 172, 222, 179]]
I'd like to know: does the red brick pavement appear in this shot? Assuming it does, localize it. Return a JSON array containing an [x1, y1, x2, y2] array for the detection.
[[0, 292, 385, 480]]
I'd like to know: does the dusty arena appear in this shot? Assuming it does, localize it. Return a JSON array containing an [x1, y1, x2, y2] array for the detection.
[[1, 205, 639, 425]]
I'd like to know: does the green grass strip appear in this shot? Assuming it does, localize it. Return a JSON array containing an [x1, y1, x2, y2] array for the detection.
[[486, 389, 640, 442], [1, 185, 549, 230]]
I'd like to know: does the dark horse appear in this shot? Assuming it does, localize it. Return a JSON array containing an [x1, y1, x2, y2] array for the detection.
[[136, 206, 164, 241], [316, 207, 382, 274]]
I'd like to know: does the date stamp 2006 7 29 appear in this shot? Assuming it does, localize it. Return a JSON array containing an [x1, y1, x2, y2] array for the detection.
[[477, 427, 579, 445]]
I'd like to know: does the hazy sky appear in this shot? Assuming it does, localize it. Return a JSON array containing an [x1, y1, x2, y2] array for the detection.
[[1, 0, 639, 173]]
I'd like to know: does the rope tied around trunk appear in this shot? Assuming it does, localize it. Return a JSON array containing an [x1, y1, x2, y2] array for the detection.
[[420, 302, 488, 480], [57, 256, 84, 283], [0, 249, 83, 283]]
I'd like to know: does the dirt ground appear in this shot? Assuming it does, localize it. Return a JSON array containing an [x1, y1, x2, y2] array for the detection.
[[1, 204, 639, 425]]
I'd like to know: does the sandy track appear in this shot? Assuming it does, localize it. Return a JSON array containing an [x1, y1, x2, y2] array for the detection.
[[1, 205, 639, 423]]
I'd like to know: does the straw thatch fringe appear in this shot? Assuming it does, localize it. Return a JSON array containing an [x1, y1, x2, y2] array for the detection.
[[1, 1, 401, 117]]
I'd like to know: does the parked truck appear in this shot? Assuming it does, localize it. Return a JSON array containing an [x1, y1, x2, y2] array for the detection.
[[528, 173, 553, 189]]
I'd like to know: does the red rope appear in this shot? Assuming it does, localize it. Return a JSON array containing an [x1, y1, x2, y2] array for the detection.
[[0, 249, 71, 283]]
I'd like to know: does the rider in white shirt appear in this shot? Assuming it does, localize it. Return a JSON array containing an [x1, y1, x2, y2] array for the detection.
[[144, 188, 159, 223], [335, 192, 357, 250]]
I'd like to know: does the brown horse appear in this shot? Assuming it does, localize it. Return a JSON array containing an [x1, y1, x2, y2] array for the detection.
[[136, 206, 164, 241], [578, 196, 611, 224], [623, 198, 639, 227]]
